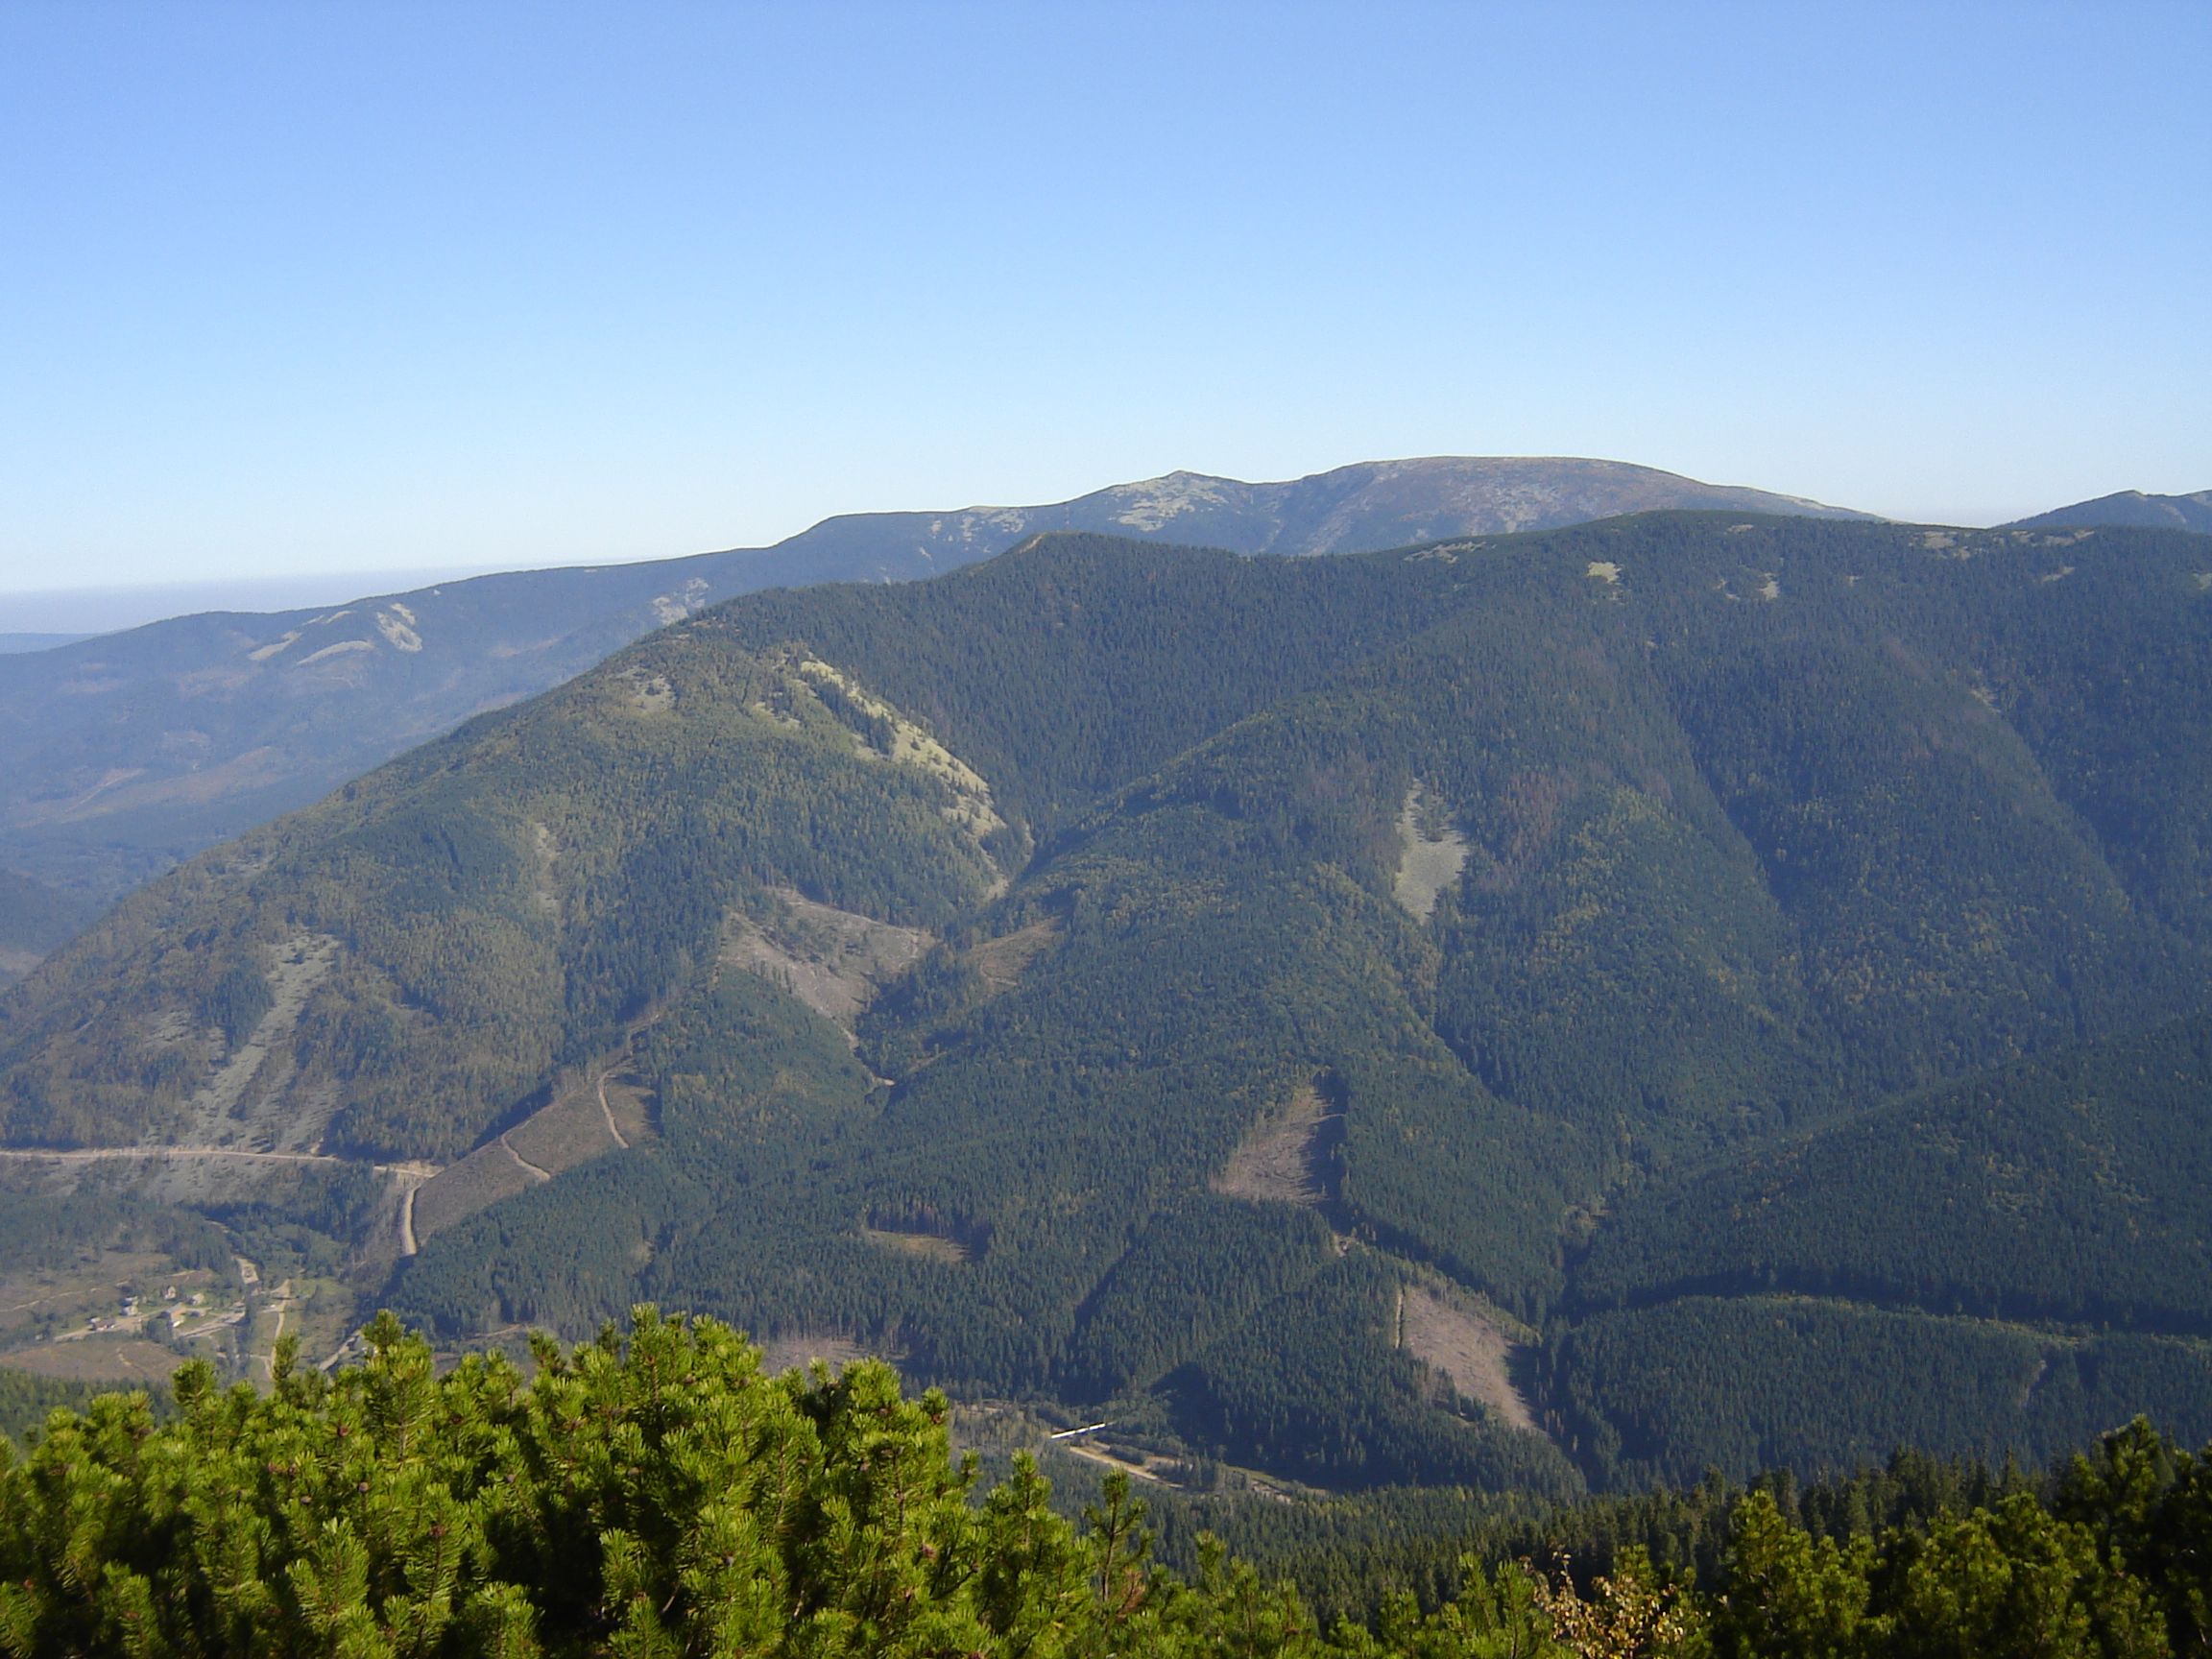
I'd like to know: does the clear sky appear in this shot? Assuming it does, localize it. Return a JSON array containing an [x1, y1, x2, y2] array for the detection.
[[3, 0, 2206, 595]]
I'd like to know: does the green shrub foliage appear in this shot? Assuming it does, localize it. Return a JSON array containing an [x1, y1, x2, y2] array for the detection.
[[3, 1315, 2210, 1658]]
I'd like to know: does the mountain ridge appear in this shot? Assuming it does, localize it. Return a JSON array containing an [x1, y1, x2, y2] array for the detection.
[[0, 458, 1865, 917], [2007, 487, 2212, 534]]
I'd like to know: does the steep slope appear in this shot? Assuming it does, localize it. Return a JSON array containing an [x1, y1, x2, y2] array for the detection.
[[5, 513, 2208, 1495], [0, 871, 92, 989], [2008, 488, 2212, 534], [0, 643, 1009, 1162], [0, 458, 1863, 907]]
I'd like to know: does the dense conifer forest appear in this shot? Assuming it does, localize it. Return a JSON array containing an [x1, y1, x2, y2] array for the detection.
[[3, 511, 2210, 1510], [1, 1312, 2207, 1657]]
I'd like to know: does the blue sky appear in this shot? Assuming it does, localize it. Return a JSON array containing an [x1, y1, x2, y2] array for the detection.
[[2, 1, 2206, 594]]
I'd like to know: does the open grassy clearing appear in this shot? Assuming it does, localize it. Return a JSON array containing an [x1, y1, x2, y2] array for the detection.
[[1392, 783, 1469, 918], [860, 1225, 974, 1264], [0, 1336, 192, 1386], [0, 1254, 230, 1344]]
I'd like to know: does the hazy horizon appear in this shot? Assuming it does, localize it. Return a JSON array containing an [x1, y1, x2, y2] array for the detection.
[[0, 448, 2101, 637]]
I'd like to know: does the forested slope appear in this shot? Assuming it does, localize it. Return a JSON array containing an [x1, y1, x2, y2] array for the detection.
[[3, 513, 2209, 1494], [0, 871, 88, 989], [0, 455, 1854, 910]]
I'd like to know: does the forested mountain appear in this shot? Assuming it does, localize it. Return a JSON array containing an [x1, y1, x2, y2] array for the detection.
[[2, 510, 2207, 1502], [0, 871, 91, 989], [0, 457, 1862, 917], [2009, 488, 2212, 534]]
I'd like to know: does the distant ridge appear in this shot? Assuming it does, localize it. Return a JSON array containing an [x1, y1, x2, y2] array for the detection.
[[0, 457, 1866, 911], [2007, 488, 2212, 534], [723, 456, 1873, 591]]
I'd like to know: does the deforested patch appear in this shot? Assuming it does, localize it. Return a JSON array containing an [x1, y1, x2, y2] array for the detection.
[[1397, 1283, 1544, 1435], [861, 1207, 989, 1264], [757, 1332, 882, 1376], [177, 935, 342, 1151], [529, 822, 560, 917], [408, 1061, 652, 1244], [1214, 1079, 1341, 1208], [722, 889, 933, 1032], [407, 1140, 539, 1244], [327, 1163, 442, 1279], [649, 577, 710, 627], [965, 917, 1064, 997], [1393, 782, 1469, 919], [0, 1145, 360, 1212], [861, 1227, 974, 1264], [19, 747, 291, 830], [0, 1338, 194, 1387], [618, 667, 674, 713], [247, 630, 302, 662], [294, 639, 373, 668]]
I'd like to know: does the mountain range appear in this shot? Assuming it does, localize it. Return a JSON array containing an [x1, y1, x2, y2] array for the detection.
[[4, 507, 2209, 1499], [0, 458, 1863, 923]]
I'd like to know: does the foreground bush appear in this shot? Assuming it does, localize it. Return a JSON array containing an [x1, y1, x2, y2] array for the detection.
[[0, 1310, 2205, 1657]]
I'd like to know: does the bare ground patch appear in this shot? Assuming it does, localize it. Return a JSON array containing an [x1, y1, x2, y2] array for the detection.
[[1214, 1081, 1340, 1208], [1397, 1285, 1541, 1434], [173, 933, 342, 1152], [723, 889, 932, 1032]]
